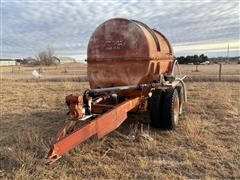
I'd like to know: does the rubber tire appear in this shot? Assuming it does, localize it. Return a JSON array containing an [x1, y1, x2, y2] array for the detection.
[[161, 89, 180, 130], [148, 89, 164, 128]]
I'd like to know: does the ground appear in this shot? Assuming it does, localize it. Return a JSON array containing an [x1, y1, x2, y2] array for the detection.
[[1, 63, 239, 81], [0, 64, 239, 179]]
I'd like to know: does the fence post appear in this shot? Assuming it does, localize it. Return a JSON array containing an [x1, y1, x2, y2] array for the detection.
[[219, 63, 222, 81], [195, 64, 199, 72], [64, 66, 68, 73]]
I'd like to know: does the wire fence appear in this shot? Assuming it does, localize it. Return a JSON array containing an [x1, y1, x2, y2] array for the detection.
[[0, 63, 239, 82]]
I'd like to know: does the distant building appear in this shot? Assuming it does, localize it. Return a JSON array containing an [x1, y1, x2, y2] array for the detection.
[[15, 59, 22, 65], [200, 61, 210, 65], [0, 59, 16, 66], [52, 56, 76, 64], [22, 57, 37, 64]]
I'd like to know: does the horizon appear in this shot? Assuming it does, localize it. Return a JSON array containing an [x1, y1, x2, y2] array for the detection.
[[1, 0, 239, 59]]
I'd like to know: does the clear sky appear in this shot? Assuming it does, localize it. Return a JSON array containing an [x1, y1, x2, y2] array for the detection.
[[1, 0, 239, 60]]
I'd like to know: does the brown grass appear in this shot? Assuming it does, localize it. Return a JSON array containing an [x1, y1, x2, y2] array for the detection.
[[0, 63, 87, 81], [1, 63, 239, 82], [0, 79, 239, 179]]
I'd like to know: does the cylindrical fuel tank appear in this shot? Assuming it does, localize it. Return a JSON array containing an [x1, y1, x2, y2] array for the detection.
[[87, 18, 174, 89]]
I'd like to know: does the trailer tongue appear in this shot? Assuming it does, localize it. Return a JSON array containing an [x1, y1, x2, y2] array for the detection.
[[46, 18, 187, 164], [46, 95, 139, 164]]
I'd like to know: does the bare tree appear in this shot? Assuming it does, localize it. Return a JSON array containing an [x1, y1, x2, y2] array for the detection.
[[37, 47, 55, 66]]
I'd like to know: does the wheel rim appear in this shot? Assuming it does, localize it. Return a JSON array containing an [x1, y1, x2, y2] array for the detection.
[[173, 95, 179, 125]]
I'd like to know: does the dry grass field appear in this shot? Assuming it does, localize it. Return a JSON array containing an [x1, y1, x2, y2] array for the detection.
[[1, 63, 239, 81], [0, 63, 87, 81], [0, 64, 239, 179]]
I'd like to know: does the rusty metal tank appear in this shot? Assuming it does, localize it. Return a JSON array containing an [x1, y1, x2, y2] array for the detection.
[[87, 18, 174, 89]]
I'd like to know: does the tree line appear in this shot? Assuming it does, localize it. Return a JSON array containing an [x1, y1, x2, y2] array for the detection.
[[176, 54, 209, 64]]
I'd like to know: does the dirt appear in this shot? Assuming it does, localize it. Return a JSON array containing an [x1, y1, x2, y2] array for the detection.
[[0, 80, 239, 179]]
